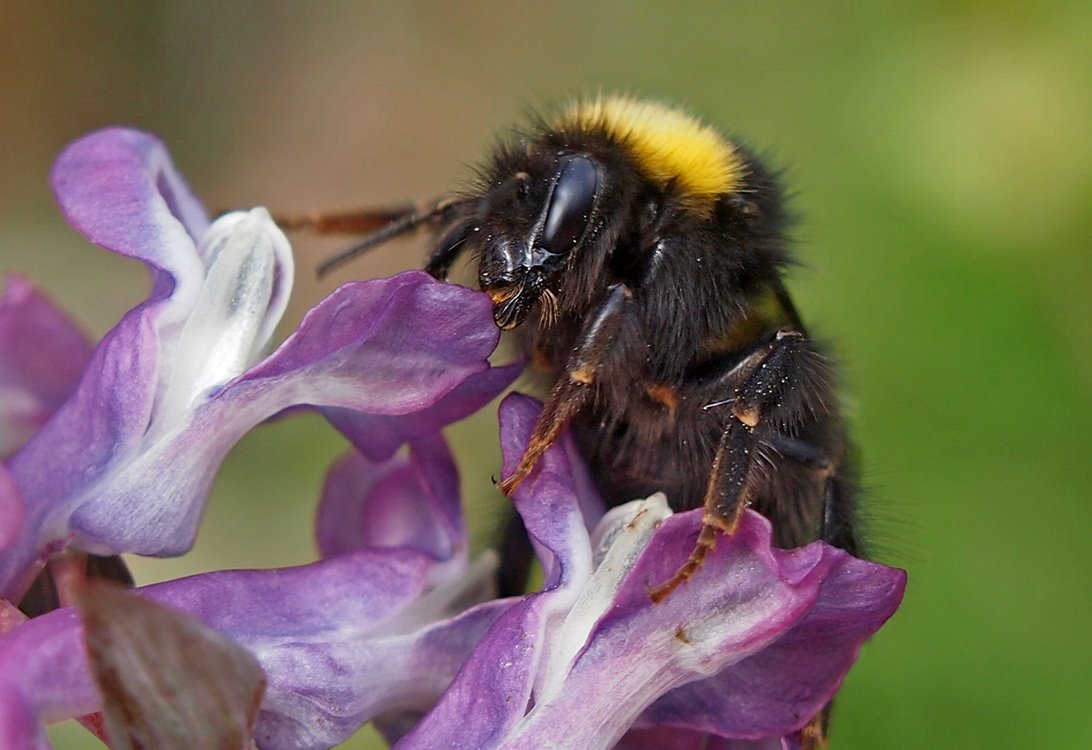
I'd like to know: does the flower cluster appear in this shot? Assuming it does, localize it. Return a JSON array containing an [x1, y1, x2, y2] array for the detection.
[[0, 129, 905, 749]]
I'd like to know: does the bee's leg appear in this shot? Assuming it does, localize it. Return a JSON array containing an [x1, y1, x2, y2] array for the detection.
[[647, 418, 756, 602], [499, 283, 632, 495], [424, 219, 476, 280], [744, 429, 851, 750], [822, 471, 861, 558], [649, 329, 829, 602]]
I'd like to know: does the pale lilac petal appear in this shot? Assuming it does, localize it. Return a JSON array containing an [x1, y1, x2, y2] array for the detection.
[[0, 540, 505, 750], [324, 360, 521, 462], [618, 729, 793, 750], [492, 512, 825, 749], [396, 594, 548, 749], [149, 208, 292, 434], [51, 127, 209, 269], [244, 272, 498, 415], [0, 129, 215, 598], [252, 597, 509, 750], [0, 277, 92, 458], [497, 394, 601, 589], [210, 212, 293, 360], [492, 510, 901, 749], [315, 434, 462, 563], [50, 128, 210, 353], [131, 421, 501, 748], [0, 682, 49, 750], [4, 127, 508, 600], [401, 396, 906, 749], [0, 465, 25, 553], [0, 608, 100, 743], [1, 302, 161, 598]]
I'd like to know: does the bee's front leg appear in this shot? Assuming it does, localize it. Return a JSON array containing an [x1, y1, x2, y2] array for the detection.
[[499, 283, 633, 496]]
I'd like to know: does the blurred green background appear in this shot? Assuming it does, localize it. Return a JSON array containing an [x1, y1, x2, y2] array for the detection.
[[2, 2, 1088, 748]]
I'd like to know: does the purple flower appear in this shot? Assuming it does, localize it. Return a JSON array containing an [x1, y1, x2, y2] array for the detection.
[[0, 392, 904, 750], [0, 465, 25, 555], [141, 433, 512, 750], [0, 277, 93, 460], [0, 606, 98, 749], [397, 395, 907, 749], [0, 128, 517, 601], [0, 431, 510, 750]]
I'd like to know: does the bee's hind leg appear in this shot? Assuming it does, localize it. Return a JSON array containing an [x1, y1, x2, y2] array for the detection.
[[648, 329, 833, 602]]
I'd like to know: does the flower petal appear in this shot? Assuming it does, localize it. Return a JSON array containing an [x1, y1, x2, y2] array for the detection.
[[398, 395, 906, 750], [1, 128, 214, 598], [65, 273, 506, 557], [315, 434, 463, 565], [0, 608, 100, 736], [0, 277, 92, 458], [50, 129, 212, 358], [142, 548, 505, 749], [2, 300, 161, 597], [641, 551, 907, 738], [617, 728, 794, 750], [497, 512, 834, 748], [0, 535, 505, 750], [396, 394, 599, 749], [497, 394, 603, 589], [246, 272, 500, 415], [149, 208, 291, 436], [0, 465, 25, 553], [0, 682, 49, 750], [324, 359, 521, 463], [51, 127, 209, 274]]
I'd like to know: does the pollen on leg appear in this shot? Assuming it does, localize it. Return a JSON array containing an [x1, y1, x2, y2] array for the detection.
[[499, 414, 570, 496]]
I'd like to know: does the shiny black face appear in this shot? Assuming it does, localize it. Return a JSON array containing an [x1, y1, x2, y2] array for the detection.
[[477, 155, 599, 329]]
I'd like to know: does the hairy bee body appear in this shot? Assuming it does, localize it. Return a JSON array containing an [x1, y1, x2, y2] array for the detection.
[[476, 99, 859, 556], [314, 95, 863, 747]]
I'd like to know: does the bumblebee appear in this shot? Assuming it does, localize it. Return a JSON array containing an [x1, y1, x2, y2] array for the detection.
[[301, 95, 861, 744]]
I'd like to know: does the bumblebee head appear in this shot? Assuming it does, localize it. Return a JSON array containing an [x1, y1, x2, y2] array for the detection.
[[476, 154, 599, 329]]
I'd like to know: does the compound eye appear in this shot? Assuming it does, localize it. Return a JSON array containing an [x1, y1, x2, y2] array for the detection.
[[541, 156, 598, 256]]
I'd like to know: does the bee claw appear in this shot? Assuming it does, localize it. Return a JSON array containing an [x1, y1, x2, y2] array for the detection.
[[498, 470, 526, 497], [647, 521, 722, 603]]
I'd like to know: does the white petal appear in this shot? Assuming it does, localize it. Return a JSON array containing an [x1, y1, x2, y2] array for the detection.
[[151, 208, 289, 435], [535, 494, 672, 704]]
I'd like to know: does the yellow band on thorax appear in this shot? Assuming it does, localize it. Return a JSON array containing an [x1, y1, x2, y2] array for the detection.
[[557, 96, 744, 211]]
